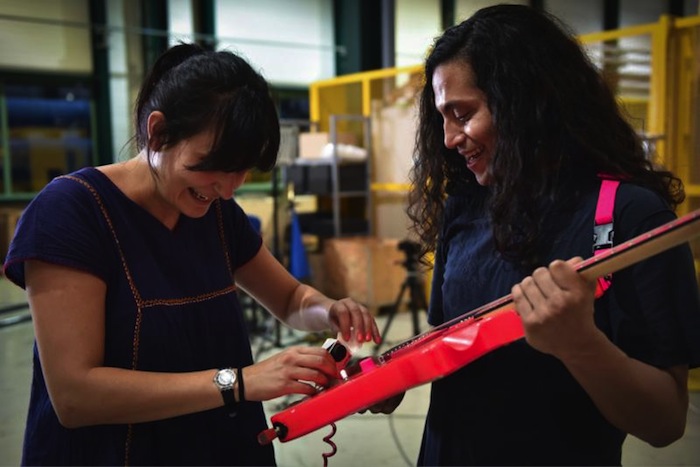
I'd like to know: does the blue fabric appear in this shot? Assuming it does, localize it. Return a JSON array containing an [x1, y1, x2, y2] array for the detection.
[[248, 214, 262, 234], [4, 167, 276, 466], [418, 182, 700, 466], [289, 211, 311, 281]]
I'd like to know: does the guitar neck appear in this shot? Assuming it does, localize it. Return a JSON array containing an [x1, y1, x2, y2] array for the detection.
[[380, 208, 700, 361], [575, 209, 700, 281]]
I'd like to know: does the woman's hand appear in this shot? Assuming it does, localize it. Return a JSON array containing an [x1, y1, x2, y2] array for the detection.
[[242, 345, 341, 401], [512, 257, 690, 446], [511, 257, 599, 359], [363, 391, 406, 414], [234, 247, 382, 346], [328, 298, 382, 346]]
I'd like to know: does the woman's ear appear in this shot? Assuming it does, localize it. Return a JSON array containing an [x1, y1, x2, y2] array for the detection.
[[146, 111, 166, 151]]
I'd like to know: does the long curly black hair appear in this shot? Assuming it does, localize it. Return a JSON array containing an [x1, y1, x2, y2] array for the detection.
[[408, 4, 683, 270]]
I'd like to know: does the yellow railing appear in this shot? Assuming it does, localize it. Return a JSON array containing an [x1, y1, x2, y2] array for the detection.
[[308, 14, 700, 212], [309, 64, 422, 130]]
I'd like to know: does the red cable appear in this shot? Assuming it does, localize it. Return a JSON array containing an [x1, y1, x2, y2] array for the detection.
[[321, 423, 338, 466]]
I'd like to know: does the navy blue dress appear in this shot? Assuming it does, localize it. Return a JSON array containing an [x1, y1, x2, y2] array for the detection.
[[4, 167, 276, 466], [418, 182, 700, 466]]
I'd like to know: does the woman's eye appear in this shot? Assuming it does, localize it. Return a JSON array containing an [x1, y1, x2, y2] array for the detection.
[[455, 113, 469, 122]]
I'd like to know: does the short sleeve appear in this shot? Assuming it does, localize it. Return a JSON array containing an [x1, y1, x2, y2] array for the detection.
[[610, 185, 700, 368], [220, 199, 263, 271], [3, 176, 113, 288]]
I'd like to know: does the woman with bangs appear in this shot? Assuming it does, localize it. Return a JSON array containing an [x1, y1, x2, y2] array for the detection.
[[3, 43, 381, 466]]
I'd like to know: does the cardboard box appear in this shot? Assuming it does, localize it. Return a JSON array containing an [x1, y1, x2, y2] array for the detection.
[[0, 207, 24, 263], [235, 195, 317, 251], [322, 236, 407, 313], [370, 101, 416, 185], [298, 132, 358, 160], [370, 99, 417, 239]]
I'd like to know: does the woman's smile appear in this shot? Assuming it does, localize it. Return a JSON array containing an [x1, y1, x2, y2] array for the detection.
[[189, 187, 211, 203]]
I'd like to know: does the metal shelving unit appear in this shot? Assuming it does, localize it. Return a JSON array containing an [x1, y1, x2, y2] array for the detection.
[[289, 114, 372, 239], [328, 114, 372, 237]]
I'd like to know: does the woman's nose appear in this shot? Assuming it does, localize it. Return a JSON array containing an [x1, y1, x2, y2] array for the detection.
[[215, 171, 248, 199], [443, 121, 464, 149]]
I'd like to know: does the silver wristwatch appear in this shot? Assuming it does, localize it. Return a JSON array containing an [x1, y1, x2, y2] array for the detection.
[[213, 368, 238, 416]]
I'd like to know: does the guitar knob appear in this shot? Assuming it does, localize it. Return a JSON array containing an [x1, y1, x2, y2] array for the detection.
[[257, 423, 287, 445], [257, 428, 278, 445], [322, 338, 352, 370], [328, 341, 348, 362]]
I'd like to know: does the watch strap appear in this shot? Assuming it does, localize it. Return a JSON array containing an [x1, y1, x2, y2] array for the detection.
[[237, 367, 245, 402], [221, 386, 237, 417]]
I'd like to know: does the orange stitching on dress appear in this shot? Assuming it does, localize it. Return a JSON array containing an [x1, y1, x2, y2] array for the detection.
[[141, 284, 238, 308], [131, 306, 144, 369], [61, 175, 143, 305], [61, 176, 147, 366], [61, 175, 143, 466], [60, 175, 240, 308], [214, 200, 236, 282], [124, 424, 133, 466], [60, 174, 240, 465]]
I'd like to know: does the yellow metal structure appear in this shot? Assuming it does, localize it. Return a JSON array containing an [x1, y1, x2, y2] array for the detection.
[[309, 64, 422, 132], [308, 13, 700, 238]]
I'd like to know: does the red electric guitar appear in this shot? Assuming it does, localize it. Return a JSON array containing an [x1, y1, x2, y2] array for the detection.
[[258, 208, 700, 446]]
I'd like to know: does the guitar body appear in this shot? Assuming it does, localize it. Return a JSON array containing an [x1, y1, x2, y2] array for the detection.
[[263, 309, 524, 443], [257, 208, 700, 446]]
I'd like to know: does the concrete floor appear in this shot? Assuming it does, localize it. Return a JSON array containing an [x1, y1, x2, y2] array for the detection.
[[1, 276, 699, 466]]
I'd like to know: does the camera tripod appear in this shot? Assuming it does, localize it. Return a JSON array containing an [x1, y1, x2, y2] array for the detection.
[[374, 241, 427, 354]]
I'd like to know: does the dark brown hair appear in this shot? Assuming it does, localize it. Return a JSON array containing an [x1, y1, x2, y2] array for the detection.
[[134, 43, 279, 173], [409, 4, 683, 269]]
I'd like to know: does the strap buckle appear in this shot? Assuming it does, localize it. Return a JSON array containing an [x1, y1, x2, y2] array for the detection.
[[593, 223, 614, 252]]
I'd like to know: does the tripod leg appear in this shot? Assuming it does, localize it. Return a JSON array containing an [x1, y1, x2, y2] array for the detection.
[[408, 278, 426, 336], [275, 320, 282, 347], [374, 281, 409, 353]]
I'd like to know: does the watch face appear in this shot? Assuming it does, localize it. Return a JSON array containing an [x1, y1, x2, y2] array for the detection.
[[216, 369, 236, 388]]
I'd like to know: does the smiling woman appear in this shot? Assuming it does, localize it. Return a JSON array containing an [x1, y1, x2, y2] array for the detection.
[[380, 4, 700, 466], [431, 59, 495, 186], [1, 43, 382, 466]]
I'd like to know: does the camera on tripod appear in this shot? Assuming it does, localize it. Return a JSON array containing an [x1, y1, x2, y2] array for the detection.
[[397, 239, 421, 271]]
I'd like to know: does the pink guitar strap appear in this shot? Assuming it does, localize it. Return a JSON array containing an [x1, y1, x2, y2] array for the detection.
[[593, 178, 620, 298]]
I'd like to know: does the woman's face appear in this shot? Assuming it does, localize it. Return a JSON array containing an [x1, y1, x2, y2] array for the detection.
[[432, 60, 497, 186], [149, 116, 248, 220]]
